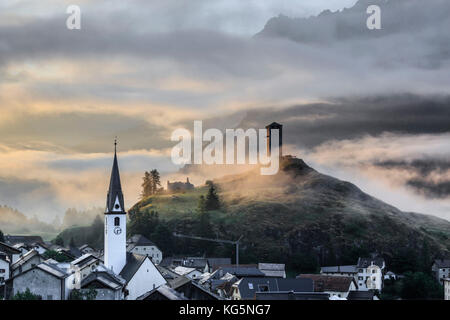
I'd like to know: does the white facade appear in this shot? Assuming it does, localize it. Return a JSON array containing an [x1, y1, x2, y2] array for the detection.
[[0, 258, 10, 284], [357, 264, 383, 291], [125, 257, 166, 300], [444, 278, 450, 301], [104, 213, 127, 274]]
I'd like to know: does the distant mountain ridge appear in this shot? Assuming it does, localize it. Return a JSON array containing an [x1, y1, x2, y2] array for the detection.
[[256, 0, 450, 44]]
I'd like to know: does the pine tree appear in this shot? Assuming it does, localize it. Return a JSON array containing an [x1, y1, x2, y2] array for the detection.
[[205, 182, 220, 210], [150, 169, 161, 195], [141, 171, 152, 198], [0, 230, 4, 243]]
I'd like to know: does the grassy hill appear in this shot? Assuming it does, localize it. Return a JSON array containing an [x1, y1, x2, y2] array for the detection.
[[129, 156, 450, 273]]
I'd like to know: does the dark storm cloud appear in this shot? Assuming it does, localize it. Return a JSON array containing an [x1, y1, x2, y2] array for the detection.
[[407, 179, 450, 199], [375, 159, 450, 176], [374, 158, 450, 198], [229, 94, 450, 149]]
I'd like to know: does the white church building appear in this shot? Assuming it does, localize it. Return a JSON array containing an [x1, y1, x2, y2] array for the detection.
[[103, 141, 166, 299]]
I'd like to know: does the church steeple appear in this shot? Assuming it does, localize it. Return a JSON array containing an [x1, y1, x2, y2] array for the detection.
[[105, 138, 125, 214]]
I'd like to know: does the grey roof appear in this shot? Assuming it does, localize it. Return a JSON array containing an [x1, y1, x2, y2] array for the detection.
[[258, 263, 286, 278], [433, 259, 450, 268], [320, 265, 357, 273], [82, 271, 125, 290], [79, 244, 94, 250], [217, 266, 265, 277], [4, 235, 44, 245], [347, 290, 376, 300], [0, 241, 22, 255], [137, 284, 188, 300], [68, 246, 83, 258], [236, 277, 314, 300], [105, 145, 125, 214], [183, 257, 209, 269], [71, 253, 99, 269], [297, 274, 357, 292], [356, 257, 385, 268], [190, 281, 223, 300], [119, 253, 148, 283], [157, 265, 191, 289], [13, 243, 29, 249], [11, 249, 40, 270], [36, 262, 68, 279], [127, 234, 156, 247]]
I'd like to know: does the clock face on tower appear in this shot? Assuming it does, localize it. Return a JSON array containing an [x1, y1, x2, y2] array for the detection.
[[113, 226, 122, 235]]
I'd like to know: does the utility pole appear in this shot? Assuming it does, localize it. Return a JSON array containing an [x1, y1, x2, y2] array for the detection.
[[173, 233, 243, 267]]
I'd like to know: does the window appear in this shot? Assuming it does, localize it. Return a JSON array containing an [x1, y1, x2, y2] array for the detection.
[[258, 285, 269, 292], [0, 269, 5, 273], [372, 270, 376, 273], [0, 277, 4, 282], [248, 283, 254, 290], [47, 295, 53, 300], [114, 217, 120, 226]]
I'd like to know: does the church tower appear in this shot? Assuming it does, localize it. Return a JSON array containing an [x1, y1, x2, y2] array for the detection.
[[104, 139, 127, 273]]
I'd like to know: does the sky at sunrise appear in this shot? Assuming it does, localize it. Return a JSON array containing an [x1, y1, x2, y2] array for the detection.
[[1, 0, 450, 222]]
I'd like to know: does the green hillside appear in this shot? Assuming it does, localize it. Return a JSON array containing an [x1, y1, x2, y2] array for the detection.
[[130, 157, 450, 274]]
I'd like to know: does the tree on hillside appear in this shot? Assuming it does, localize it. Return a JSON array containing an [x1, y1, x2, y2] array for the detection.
[[150, 169, 161, 194], [0, 229, 4, 242], [141, 171, 152, 198], [400, 272, 443, 300], [53, 234, 64, 246], [141, 169, 162, 198], [205, 181, 220, 211]]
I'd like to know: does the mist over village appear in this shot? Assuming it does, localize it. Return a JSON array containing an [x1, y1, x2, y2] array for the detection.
[[0, 0, 450, 308]]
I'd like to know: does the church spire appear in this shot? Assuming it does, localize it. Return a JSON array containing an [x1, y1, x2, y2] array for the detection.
[[105, 138, 125, 214]]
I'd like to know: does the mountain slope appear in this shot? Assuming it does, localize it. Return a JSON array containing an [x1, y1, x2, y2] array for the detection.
[[130, 157, 450, 273]]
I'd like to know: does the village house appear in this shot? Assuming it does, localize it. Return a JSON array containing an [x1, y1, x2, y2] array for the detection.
[[320, 257, 385, 291], [13, 243, 31, 256], [432, 259, 450, 284], [174, 266, 203, 280], [119, 253, 167, 300], [11, 249, 43, 277], [80, 264, 126, 300], [126, 234, 163, 264], [258, 263, 286, 278], [70, 253, 101, 287], [297, 274, 358, 299], [9, 261, 74, 300]]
